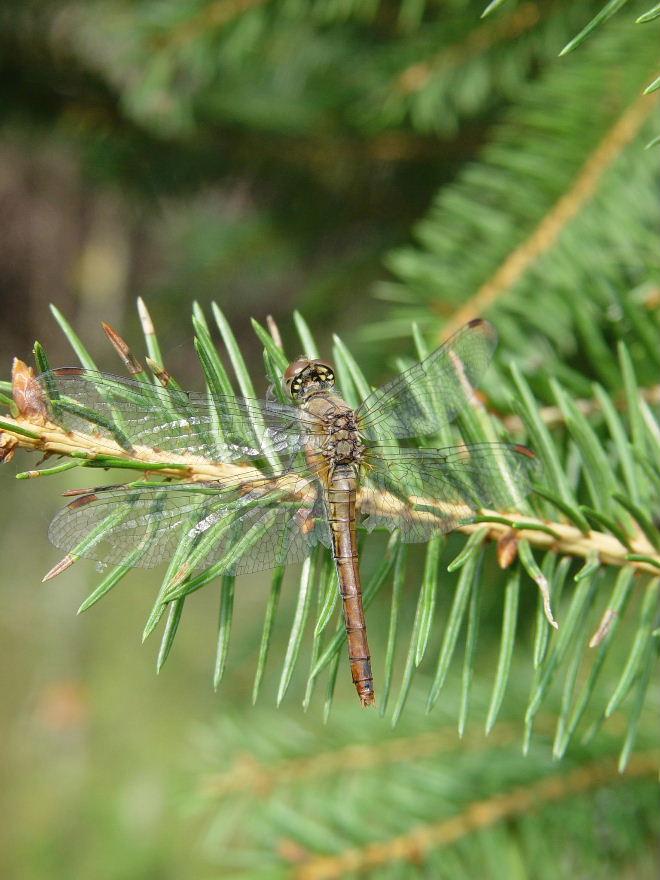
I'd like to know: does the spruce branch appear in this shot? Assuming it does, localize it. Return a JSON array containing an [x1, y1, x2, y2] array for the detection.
[[393, 3, 542, 97], [198, 708, 654, 803], [193, 688, 658, 876], [2, 378, 657, 578], [293, 750, 657, 880], [376, 23, 658, 370], [500, 382, 660, 433], [165, 0, 273, 47], [290, 752, 658, 880], [2, 303, 657, 744], [559, 0, 658, 55], [437, 91, 656, 340]]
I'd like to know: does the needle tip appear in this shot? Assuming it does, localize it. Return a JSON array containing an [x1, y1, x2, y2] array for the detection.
[[42, 554, 77, 581]]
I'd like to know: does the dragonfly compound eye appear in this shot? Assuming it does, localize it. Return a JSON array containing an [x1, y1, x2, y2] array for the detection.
[[309, 361, 334, 383], [284, 358, 311, 399], [283, 357, 335, 398]]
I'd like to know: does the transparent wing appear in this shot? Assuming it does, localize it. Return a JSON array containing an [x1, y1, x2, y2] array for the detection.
[[30, 369, 320, 462], [355, 319, 497, 439], [358, 442, 539, 542], [48, 470, 331, 576]]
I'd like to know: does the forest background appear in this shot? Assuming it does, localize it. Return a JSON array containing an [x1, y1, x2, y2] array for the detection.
[[0, 1, 658, 878]]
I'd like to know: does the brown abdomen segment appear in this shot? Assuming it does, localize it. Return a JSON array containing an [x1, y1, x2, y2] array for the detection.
[[326, 465, 374, 707]]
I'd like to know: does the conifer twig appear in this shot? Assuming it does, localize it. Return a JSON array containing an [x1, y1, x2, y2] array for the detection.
[[291, 751, 658, 879], [2, 397, 657, 575], [500, 385, 660, 432], [438, 91, 657, 340], [395, 3, 541, 95]]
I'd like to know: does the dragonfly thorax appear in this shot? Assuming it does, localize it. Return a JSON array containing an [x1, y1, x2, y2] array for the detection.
[[303, 396, 365, 466]]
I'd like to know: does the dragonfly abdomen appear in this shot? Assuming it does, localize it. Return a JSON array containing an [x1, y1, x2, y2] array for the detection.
[[326, 463, 374, 707]]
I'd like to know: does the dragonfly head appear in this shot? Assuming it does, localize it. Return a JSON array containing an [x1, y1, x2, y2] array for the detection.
[[283, 357, 335, 401]]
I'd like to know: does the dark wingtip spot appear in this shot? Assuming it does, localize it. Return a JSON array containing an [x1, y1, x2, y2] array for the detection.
[[62, 487, 96, 497], [53, 367, 86, 376], [513, 444, 537, 459], [468, 317, 485, 327], [67, 493, 99, 509]]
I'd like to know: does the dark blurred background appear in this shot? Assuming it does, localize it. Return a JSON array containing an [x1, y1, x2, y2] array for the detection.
[[1, 0, 470, 375]]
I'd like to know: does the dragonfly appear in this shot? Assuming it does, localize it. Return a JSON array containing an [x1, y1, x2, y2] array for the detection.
[[30, 318, 538, 706]]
